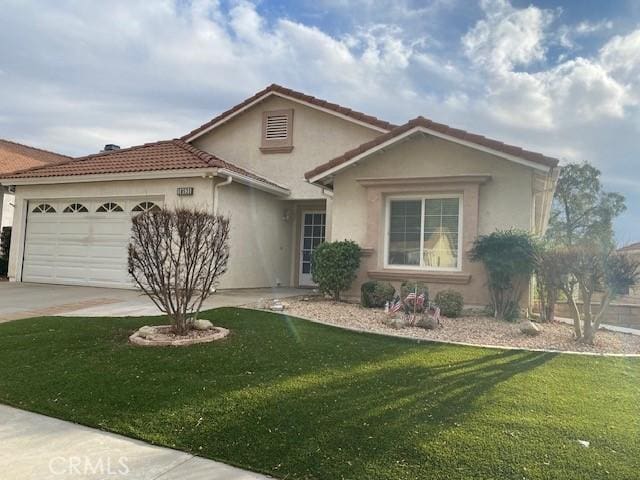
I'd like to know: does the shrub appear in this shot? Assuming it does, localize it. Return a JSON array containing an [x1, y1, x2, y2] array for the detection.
[[0, 257, 7, 277], [400, 281, 429, 313], [554, 246, 639, 344], [434, 289, 464, 318], [469, 230, 538, 321], [128, 208, 230, 335], [0, 226, 11, 260], [361, 281, 395, 308], [311, 240, 361, 301]]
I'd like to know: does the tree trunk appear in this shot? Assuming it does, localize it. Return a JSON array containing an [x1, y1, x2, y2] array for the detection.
[[579, 288, 594, 344], [563, 287, 582, 339]]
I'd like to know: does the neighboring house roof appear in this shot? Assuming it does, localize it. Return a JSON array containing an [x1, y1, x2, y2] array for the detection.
[[305, 116, 560, 183], [1, 139, 289, 194], [618, 242, 640, 253], [0, 138, 71, 175], [182, 83, 397, 142]]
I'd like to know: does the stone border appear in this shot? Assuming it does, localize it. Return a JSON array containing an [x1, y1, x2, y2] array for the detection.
[[239, 307, 640, 358], [129, 325, 230, 347]]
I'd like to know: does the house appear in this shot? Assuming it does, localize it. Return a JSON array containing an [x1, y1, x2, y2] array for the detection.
[[0, 139, 71, 229], [0, 84, 559, 305]]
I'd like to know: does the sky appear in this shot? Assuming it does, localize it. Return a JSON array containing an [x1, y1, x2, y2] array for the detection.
[[1, 0, 639, 243]]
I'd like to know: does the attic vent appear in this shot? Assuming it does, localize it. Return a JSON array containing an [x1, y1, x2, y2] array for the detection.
[[261, 109, 294, 153], [265, 114, 289, 139]]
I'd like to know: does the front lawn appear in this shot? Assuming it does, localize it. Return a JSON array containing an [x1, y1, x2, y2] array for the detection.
[[0, 308, 638, 479]]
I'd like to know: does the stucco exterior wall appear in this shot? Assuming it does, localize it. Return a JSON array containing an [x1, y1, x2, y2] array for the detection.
[[330, 133, 536, 305], [215, 181, 292, 289], [1, 191, 13, 229], [8, 176, 215, 282], [192, 96, 381, 199]]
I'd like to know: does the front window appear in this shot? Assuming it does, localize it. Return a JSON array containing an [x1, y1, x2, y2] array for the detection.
[[387, 196, 461, 270]]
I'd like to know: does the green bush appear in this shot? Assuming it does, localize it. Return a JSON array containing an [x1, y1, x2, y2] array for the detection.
[[0, 257, 7, 277], [400, 281, 429, 313], [469, 230, 538, 321], [434, 289, 464, 318], [0, 227, 10, 260], [361, 281, 395, 308], [311, 240, 361, 301]]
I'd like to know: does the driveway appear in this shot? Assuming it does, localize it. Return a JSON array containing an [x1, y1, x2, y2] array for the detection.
[[0, 282, 306, 322]]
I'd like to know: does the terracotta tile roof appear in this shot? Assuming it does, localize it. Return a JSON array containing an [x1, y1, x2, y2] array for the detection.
[[0, 139, 71, 175], [1, 139, 287, 191], [305, 116, 560, 181], [182, 84, 397, 141]]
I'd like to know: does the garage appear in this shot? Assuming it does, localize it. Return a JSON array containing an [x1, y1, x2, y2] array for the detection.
[[21, 198, 160, 288]]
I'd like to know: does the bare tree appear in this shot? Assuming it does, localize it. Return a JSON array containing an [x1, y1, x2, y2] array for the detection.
[[555, 247, 639, 344], [534, 248, 566, 322], [128, 208, 230, 335]]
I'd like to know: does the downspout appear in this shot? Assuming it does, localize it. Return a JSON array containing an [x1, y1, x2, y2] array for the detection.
[[212, 174, 233, 215]]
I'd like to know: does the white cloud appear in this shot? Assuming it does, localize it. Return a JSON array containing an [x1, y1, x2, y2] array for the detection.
[[462, 0, 555, 71], [0, 0, 639, 240]]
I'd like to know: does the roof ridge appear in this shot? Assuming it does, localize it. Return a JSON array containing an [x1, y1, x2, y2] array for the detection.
[[73, 139, 175, 161], [170, 138, 220, 168], [305, 116, 559, 181], [2, 139, 178, 178], [181, 84, 397, 141], [172, 139, 290, 190], [0, 138, 72, 159]]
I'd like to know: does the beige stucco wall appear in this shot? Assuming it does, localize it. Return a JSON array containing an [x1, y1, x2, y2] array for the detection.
[[7, 176, 215, 282], [1, 191, 13, 229], [330, 132, 538, 305], [192, 95, 381, 199], [215, 180, 293, 289]]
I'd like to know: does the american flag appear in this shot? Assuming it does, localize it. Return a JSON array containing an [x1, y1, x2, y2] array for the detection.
[[405, 292, 416, 300], [389, 297, 403, 313], [416, 293, 426, 308]]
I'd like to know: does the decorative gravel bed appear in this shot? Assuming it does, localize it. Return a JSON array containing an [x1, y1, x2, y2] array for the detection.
[[254, 297, 640, 355]]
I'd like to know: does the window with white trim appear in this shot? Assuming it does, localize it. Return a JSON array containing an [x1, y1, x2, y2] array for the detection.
[[387, 196, 462, 270], [63, 203, 88, 213], [260, 109, 294, 153], [96, 202, 124, 213], [32, 203, 56, 213], [132, 201, 160, 213]]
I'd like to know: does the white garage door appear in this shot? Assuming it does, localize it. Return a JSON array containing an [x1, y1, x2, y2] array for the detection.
[[22, 198, 161, 288]]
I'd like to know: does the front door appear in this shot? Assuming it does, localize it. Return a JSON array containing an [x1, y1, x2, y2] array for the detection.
[[299, 211, 326, 286]]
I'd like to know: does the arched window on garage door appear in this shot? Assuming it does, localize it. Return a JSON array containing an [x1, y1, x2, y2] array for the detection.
[[63, 203, 89, 213], [132, 201, 160, 213], [96, 202, 124, 213], [32, 203, 56, 213]]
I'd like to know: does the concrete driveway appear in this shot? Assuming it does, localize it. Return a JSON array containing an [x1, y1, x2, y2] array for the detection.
[[0, 282, 306, 322]]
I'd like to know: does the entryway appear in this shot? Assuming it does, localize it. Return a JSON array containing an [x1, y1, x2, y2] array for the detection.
[[299, 211, 326, 286]]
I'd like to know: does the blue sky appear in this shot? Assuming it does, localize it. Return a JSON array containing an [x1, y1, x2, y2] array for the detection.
[[1, 0, 639, 243]]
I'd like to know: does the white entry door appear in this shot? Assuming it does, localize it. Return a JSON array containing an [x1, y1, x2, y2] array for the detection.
[[21, 198, 160, 288], [299, 211, 326, 286]]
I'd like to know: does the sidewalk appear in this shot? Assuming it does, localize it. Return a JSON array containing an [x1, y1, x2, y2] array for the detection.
[[0, 404, 271, 480]]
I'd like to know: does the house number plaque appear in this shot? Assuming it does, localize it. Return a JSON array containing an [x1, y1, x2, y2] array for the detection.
[[177, 187, 194, 196]]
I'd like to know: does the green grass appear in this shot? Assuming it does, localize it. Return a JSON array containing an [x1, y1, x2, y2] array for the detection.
[[0, 308, 639, 479]]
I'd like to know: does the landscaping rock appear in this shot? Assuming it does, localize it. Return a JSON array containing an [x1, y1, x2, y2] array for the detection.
[[416, 316, 439, 330], [193, 319, 214, 331], [383, 316, 408, 329], [137, 325, 156, 339], [269, 300, 285, 311], [520, 320, 542, 336]]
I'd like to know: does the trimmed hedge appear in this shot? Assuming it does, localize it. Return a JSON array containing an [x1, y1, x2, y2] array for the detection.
[[361, 281, 395, 308], [434, 289, 464, 318], [311, 240, 361, 301]]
